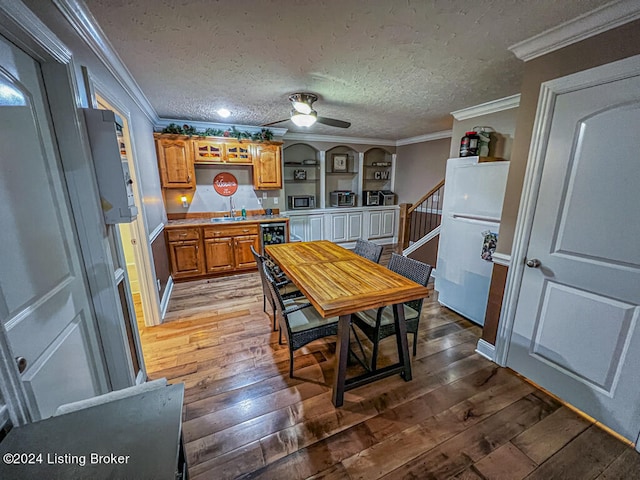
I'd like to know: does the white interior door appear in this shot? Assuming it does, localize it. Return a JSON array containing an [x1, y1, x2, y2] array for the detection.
[[507, 56, 640, 443], [0, 36, 108, 420]]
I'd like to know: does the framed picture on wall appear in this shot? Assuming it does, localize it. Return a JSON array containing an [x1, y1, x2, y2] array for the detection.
[[332, 154, 348, 172]]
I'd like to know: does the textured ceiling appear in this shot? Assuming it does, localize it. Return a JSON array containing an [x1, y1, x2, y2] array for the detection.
[[83, 0, 612, 140]]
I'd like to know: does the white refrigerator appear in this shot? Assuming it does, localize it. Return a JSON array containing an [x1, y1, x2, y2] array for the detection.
[[435, 157, 510, 325]]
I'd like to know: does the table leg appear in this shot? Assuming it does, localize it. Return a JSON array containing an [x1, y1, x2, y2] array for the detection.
[[332, 314, 351, 407], [393, 303, 412, 381]]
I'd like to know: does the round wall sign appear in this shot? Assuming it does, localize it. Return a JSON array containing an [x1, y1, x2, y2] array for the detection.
[[213, 172, 238, 196]]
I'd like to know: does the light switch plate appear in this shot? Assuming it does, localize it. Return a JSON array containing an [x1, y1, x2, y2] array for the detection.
[[273, 197, 278, 204], [262, 192, 267, 199]]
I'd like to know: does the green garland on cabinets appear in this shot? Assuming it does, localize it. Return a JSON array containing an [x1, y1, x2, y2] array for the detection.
[[160, 123, 274, 142]]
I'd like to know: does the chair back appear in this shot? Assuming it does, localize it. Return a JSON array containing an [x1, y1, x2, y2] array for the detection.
[[262, 261, 291, 337], [251, 245, 272, 303], [387, 253, 432, 312], [354, 239, 384, 263]]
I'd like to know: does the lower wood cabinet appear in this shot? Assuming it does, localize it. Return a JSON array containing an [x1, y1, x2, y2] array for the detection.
[[167, 224, 260, 281], [204, 237, 235, 273], [167, 228, 204, 279]]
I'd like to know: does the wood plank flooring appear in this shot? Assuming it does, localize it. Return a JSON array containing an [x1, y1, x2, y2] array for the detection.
[[135, 248, 640, 480]]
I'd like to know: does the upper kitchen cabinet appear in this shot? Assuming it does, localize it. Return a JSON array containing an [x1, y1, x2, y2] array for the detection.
[[154, 134, 283, 191], [192, 138, 224, 163], [155, 135, 196, 189], [192, 138, 252, 165], [252, 143, 283, 190]]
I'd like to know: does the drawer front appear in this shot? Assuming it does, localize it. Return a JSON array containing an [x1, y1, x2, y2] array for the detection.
[[204, 224, 258, 238], [167, 228, 200, 242]]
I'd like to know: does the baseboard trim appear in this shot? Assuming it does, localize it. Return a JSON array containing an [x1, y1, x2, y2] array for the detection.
[[160, 276, 173, 320], [475, 339, 496, 362]]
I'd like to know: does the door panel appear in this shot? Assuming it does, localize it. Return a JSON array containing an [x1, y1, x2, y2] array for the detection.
[[0, 37, 108, 419], [382, 210, 395, 237], [205, 238, 234, 272], [22, 318, 100, 417], [507, 63, 640, 442]]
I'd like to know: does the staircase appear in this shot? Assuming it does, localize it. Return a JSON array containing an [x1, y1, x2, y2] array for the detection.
[[398, 180, 444, 266]]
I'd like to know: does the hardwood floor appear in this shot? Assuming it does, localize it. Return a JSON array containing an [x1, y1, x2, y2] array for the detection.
[[136, 250, 640, 480]]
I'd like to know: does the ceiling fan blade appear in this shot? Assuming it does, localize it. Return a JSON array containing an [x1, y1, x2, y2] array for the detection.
[[261, 118, 289, 127], [317, 116, 351, 128]]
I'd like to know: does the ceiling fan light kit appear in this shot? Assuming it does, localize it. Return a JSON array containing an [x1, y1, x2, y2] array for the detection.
[[289, 93, 317, 114], [263, 92, 351, 129], [290, 109, 317, 127]]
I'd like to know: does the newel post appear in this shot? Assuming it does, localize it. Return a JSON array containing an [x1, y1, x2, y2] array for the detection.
[[398, 203, 412, 249]]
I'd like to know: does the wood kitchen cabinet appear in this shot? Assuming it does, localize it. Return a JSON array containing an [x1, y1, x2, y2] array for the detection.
[[203, 224, 259, 274], [192, 139, 252, 165], [156, 136, 196, 189], [253, 143, 282, 189], [155, 134, 282, 191], [192, 138, 225, 163], [166, 228, 204, 279], [204, 236, 235, 273]]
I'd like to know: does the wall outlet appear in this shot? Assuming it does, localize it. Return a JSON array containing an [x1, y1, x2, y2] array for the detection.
[[257, 198, 262, 205], [273, 197, 278, 205], [262, 192, 267, 199]]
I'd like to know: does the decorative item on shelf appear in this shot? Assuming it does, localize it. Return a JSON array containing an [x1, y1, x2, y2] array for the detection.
[[473, 126, 493, 157], [332, 154, 348, 172], [293, 169, 307, 180], [160, 123, 274, 142], [459, 130, 480, 157], [374, 170, 390, 180]]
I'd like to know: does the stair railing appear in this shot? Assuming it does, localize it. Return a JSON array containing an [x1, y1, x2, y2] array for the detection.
[[398, 179, 445, 249]]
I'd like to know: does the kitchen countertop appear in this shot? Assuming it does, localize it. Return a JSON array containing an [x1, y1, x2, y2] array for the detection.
[[166, 214, 289, 228]]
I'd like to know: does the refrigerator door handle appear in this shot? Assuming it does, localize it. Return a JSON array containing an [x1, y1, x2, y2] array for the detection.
[[451, 213, 501, 223]]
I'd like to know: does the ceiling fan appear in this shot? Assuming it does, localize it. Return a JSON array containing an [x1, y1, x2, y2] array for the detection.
[[263, 93, 351, 129]]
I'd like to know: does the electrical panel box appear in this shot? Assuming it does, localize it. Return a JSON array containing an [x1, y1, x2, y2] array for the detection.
[[83, 108, 138, 224]]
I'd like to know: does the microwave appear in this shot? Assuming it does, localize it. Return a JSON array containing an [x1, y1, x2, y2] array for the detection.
[[288, 195, 315, 209], [363, 190, 380, 206], [330, 191, 356, 207]]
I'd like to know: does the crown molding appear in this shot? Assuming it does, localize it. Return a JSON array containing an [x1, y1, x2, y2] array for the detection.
[[53, 0, 158, 123], [0, 0, 71, 64], [451, 94, 521, 121], [509, 0, 640, 61], [283, 132, 396, 146], [396, 130, 452, 146], [155, 118, 288, 138]]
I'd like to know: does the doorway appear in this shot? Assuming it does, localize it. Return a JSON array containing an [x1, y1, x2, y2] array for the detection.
[[497, 54, 640, 449], [94, 93, 156, 382]]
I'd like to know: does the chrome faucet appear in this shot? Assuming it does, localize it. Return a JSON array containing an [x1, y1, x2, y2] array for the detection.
[[229, 196, 236, 218]]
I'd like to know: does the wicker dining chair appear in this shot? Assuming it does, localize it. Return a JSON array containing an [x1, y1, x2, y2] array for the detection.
[[350, 253, 432, 371], [263, 262, 339, 377], [250, 245, 302, 331], [353, 238, 384, 263]]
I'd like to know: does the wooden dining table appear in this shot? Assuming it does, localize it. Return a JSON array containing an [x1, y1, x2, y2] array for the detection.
[[265, 240, 430, 407]]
